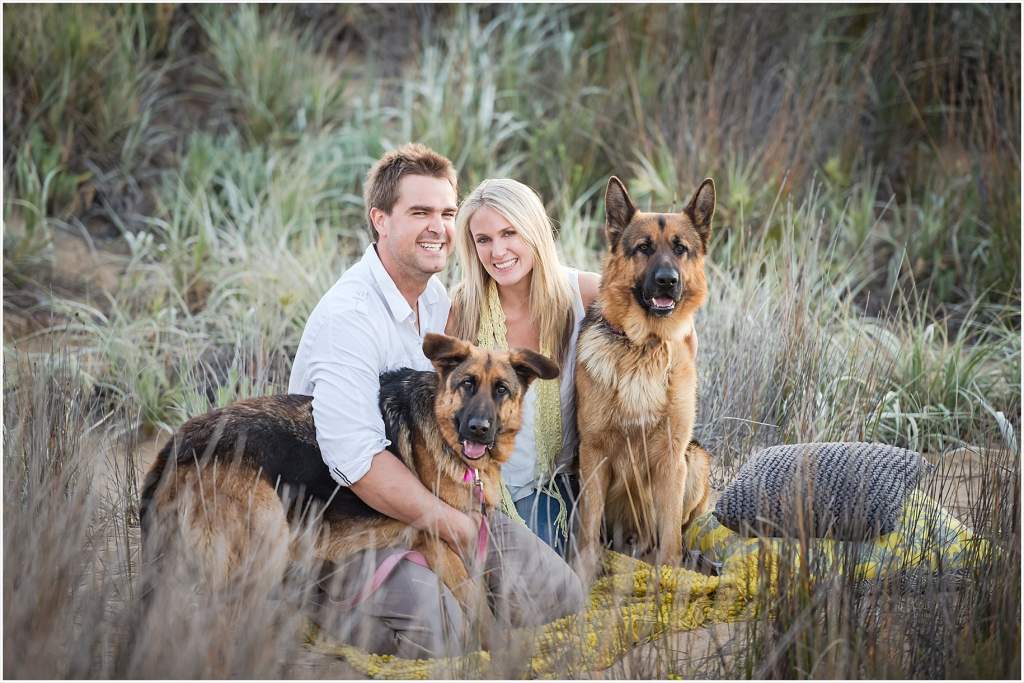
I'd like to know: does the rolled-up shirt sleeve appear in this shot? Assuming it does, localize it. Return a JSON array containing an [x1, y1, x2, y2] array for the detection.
[[304, 307, 389, 486]]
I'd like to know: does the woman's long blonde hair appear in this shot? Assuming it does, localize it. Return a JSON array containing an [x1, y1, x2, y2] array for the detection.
[[450, 178, 575, 363]]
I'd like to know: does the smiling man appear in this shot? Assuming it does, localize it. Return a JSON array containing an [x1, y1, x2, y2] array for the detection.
[[288, 144, 582, 658]]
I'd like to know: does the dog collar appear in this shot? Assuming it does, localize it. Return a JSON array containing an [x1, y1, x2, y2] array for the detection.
[[463, 466, 486, 511], [599, 316, 628, 339], [598, 315, 666, 352]]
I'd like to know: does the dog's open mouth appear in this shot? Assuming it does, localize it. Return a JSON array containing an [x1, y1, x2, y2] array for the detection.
[[648, 296, 676, 311], [462, 441, 489, 460]]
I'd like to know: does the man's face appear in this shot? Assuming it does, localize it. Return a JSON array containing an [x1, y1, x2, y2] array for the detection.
[[373, 174, 458, 284]]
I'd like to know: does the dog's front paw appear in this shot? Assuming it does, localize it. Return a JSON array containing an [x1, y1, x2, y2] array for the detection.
[[571, 546, 603, 587]]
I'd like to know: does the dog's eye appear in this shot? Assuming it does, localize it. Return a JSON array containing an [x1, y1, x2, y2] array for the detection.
[[673, 242, 688, 256], [461, 377, 476, 390], [636, 242, 653, 256], [494, 383, 509, 397]]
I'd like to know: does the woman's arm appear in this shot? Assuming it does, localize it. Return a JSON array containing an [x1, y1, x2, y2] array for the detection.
[[685, 327, 699, 360], [577, 271, 601, 310]]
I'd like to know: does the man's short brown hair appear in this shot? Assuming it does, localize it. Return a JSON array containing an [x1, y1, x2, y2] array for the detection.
[[363, 143, 458, 240]]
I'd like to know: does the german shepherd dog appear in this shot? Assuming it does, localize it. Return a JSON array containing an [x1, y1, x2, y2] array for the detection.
[[139, 333, 558, 625], [573, 176, 714, 581]]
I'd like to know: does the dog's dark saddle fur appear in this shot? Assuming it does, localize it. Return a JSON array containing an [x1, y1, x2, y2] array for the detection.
[[139, 368, 436, 530]]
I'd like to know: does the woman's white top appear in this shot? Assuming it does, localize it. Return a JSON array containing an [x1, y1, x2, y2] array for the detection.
[[503, 268, 587, 502]]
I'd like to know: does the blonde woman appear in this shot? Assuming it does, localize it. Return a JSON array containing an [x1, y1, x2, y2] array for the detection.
[[447, 178, 599, 558]]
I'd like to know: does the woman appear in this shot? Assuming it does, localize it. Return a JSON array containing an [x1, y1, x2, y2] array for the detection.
[[447, 178, 599, 558]]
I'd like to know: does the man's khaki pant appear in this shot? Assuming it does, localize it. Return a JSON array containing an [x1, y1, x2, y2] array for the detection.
[[315, 512, 586, 659]]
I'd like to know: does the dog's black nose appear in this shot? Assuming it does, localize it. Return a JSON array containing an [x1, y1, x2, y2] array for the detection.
[[466, 416, 491, 439], [654, 267, 679, 288]]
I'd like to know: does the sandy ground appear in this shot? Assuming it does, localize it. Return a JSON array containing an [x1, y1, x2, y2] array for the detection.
[[920, 447, 999, 520], [4, 226, 125, 340]]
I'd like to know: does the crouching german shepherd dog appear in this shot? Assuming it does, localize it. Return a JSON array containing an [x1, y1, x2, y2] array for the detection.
[[139, 333, 558, 630], [574, 176, 714, 581]]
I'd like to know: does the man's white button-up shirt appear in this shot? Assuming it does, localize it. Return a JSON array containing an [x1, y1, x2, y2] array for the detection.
[[288, 244, 450, 486]]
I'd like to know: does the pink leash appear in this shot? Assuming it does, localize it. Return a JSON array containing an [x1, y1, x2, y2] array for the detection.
[[464, 466, 491, 563], [342, 467, 489, 608]]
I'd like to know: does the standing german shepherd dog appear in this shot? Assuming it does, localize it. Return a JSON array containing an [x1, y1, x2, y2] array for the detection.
[[574, 176, 714, 581], [139, 333, 558, 627]]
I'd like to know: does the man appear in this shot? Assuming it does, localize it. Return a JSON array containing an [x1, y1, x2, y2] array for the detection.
[[289, 144, 583, 658]]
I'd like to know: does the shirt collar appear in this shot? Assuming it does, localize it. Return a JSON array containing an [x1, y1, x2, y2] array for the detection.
[[364, 244, 439, 322]]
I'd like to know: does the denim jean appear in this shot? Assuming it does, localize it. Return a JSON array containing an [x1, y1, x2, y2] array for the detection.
[[513, 474, 577, 559]]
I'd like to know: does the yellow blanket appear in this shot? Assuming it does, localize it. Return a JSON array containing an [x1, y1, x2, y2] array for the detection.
[[306, 491, 989, 678]]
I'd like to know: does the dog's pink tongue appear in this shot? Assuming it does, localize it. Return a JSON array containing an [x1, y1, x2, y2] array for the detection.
[[653, 296, 674, 308], [463, 441, 487, 460]]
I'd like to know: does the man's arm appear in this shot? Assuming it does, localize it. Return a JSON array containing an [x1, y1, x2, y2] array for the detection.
[[299, 305, 478, 560]]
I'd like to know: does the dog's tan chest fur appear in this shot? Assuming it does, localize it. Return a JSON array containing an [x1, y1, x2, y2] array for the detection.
[[577, 326, 695, 428]]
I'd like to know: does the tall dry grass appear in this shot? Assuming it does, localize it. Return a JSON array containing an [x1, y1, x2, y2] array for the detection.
[[2, 351, 339, 678]]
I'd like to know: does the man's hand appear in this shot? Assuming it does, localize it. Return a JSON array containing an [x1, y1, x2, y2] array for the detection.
[[439, 508, 485, 567], [350, 450, 485, 568]]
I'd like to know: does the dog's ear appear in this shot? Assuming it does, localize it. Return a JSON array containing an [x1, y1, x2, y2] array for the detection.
[[684, 178, 716, 248], [508, 348, 559, 390], [423, 333, 472, 378], [605, 176, 636, 252]]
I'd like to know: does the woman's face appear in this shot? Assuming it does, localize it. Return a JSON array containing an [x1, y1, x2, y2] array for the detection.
[[469, 205, 535, 289]]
